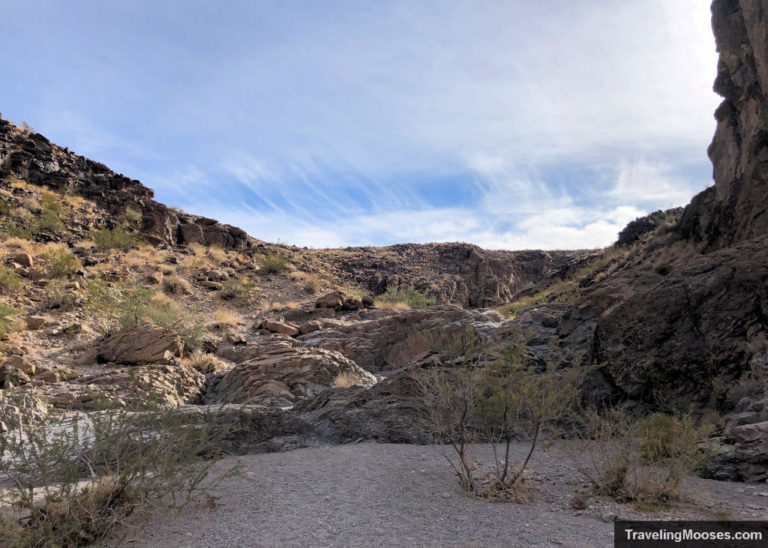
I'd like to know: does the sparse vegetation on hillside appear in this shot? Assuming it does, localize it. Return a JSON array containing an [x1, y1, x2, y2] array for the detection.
[[0, 265, 22, 295], [39, 245, 80, 278], [500, 245, 633, 319], [94, 225, 140, 251], [0, 303, 19, 337], [376, 285, 435, 309], [261, 251, 289, 274]]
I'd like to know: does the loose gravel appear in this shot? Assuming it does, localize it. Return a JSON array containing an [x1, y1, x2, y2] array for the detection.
[[108, 442, 768, 547]]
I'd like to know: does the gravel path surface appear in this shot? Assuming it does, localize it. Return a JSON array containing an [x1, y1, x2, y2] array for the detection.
[[109, 443, 767, 547]]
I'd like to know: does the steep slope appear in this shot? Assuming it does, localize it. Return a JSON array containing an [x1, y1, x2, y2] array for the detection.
[[508, 0, 768, 480]]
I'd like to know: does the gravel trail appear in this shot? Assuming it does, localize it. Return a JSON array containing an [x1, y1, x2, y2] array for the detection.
[[109, 443, 765, 547]]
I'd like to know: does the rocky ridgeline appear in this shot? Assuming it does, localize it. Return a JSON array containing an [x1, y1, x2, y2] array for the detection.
[[0, 118, 249, 248]]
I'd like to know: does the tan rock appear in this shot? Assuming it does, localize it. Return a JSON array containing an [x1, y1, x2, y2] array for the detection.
[[2, 356, 35, 375], [25, 315, 51, 330], [12, 253, 33, 268], [147, 271, 163, 285], [262, 319, 300, 337], [96, 324, 183, 365], [315, 291, 347, 311]]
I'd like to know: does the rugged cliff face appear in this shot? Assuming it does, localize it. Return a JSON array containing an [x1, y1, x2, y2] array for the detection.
[[301, 243, 592, 308], [678, 0, 768, 250], [519, 0, 768, 480]]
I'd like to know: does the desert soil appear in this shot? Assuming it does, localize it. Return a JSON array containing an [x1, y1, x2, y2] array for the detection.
[[108, 442, 768, 548]]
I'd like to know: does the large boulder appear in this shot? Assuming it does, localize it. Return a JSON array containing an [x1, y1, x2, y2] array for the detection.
[[207, 346, 376, 407], [95, 324, 183, 365]]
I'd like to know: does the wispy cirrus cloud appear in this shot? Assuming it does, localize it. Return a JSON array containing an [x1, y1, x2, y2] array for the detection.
[[2, 0, 720, 250]]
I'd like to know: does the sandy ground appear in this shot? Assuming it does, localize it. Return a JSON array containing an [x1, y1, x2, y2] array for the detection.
[[107, 442, 768, 548]]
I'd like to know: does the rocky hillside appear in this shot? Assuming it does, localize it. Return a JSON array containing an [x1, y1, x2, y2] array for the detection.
[[0, 0, 765, 495]]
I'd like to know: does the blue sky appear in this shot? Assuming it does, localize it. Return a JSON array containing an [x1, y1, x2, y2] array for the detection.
[[2, 0, 719, 249]]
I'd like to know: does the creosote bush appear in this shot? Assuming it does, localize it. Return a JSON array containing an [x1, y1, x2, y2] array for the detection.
[[0, 265, 22, 294], [0, 302, 19, 337], [261, 252, 288, 274], [0, 403, 239, 547], [220, 277, 259, 305], [93, 225, 140, 251], [39, 246, 80, 278], [376, 285, 435, 309], [414, 332, 585, 501], [83, 281, 206, 350]]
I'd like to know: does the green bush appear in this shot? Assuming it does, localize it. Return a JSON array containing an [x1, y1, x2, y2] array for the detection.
[[0, 302, 19, 337], [577, 409, 713, 508], [261, 252, 288, 274], [32, 210, 63, 233], [0, 403, 237, 547], [93, 225, 140, 251], [377, 285, 435, 309], [39, 246, 80, 278], [0, 266, 22, 294], [220, 277, 259, 305], [124, 206, 142, 225], [415, 335, 585, 500]]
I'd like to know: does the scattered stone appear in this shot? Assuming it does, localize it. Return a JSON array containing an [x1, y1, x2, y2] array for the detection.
[[2, 356, 35, 375], [569, 496, 587, 510], [25, 315, 51, 330]]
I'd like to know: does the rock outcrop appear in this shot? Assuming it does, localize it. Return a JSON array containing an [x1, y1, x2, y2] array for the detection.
[[94, 324, 183, 365], [207, 346, 376, 407]]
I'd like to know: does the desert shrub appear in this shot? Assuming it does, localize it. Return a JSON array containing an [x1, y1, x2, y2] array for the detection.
[[261, 252, 288, 274], [39, 245, 80, 278], [183, 350, 227, 374], [85, 283, 205, 349], [124, 206, 142, 225], [93, 225, 140, 251], [377, 285, 435, 309], [206, 245, 227, 264], [0, 265, 22, 294], [0, 302, 19, 337], [220, 277, 259, 305], [302, 274, 321, 294], [44, 279, 80, 310], [0, 403, 237, 547], [415, 333, 585, 500], [40, 190, 63, 215], [162, 275, 192, 295], [576, 408, 713, 508], [33, 210, 63, 233], [213, 308, 240, 328]]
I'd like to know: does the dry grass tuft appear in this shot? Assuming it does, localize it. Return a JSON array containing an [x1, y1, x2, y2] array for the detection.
[[332, 371, 363, 388], [213, 308, 241, 328]]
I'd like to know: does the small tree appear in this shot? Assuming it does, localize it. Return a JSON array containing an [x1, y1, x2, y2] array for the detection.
[[415, 332, 585, 500]]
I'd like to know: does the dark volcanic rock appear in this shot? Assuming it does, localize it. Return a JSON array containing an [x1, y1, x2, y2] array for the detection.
[[677, 0, 768, 250]]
